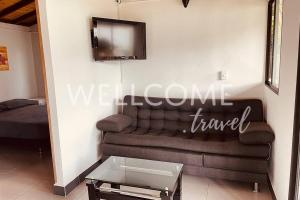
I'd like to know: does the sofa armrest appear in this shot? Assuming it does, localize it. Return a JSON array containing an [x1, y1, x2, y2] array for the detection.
[[239, 122, 275, 145], [96, 114, 132, 132]]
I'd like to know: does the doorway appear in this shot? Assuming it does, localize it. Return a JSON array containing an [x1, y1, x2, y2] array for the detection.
[[0, 0, 57, 197]]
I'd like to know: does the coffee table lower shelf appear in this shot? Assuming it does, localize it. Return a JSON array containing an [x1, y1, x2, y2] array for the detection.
[[86, 175, 182, 200]]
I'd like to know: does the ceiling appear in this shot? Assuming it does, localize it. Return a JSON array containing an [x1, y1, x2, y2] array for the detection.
[[0, 0, 37, 27]]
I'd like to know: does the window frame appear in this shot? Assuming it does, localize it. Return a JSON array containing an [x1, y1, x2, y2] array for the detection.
[[265, 0, 281, 94]]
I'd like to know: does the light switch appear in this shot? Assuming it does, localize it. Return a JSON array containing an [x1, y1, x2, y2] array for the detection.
[[218, 71, 228, 80]]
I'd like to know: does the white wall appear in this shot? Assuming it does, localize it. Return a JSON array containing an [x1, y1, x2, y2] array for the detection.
[[265, 0, 300, 199], [119, 0, 267, 99], [31, 25, 45, 98], [0, 23, 38, 102], [39, 0, 121, 186]]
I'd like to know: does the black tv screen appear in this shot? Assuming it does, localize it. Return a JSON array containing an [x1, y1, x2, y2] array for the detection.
[[91, 17, 146, 61]]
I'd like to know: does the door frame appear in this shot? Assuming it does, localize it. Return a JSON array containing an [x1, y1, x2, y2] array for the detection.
[[35, 0, 57, 183], [289, 28, 300, 200]]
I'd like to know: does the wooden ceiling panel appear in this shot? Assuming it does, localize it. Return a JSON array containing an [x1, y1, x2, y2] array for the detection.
[[2, 2, 35, 20], [0, 0, 20, 11], [0, 0, 36, 27], [17, 14, 36, 26]]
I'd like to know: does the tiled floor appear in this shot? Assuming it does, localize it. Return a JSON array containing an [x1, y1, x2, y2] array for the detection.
[[0, 145, 273, 200]]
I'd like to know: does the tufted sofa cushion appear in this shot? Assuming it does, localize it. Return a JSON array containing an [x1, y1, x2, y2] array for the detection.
[[123, 96, 264, 135]]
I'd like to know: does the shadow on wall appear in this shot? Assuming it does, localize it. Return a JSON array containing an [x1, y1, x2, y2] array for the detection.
[[228, 83, 265, 99], [121, 83, 265, 101]]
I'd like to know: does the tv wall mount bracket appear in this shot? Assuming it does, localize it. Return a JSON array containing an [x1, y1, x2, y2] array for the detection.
[[115, 0, 190, 8]]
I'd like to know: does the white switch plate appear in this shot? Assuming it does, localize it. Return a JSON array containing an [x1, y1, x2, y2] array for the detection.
[[219, 71, 228, 80]]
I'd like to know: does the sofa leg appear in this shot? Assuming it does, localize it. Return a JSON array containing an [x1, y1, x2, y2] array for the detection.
[[253, 182, 260, 193]]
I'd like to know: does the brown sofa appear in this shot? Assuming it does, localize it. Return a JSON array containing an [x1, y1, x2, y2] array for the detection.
[[97, 96, 274, 189]]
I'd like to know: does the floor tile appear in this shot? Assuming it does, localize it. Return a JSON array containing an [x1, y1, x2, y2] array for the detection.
[[206, 179, 272, 200]]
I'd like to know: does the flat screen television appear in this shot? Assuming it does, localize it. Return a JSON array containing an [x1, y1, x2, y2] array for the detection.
[[91, 17, 146, 61]]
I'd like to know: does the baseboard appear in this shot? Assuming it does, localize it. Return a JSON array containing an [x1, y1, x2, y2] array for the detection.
[[267, 175, 277, 200], [53, 159, 102, 196]]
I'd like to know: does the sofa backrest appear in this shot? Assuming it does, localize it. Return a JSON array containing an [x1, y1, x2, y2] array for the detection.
[[123, 95, 264, 135]]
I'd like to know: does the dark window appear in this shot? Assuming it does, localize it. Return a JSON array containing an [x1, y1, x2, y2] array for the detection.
[[265, 0, 283, 94]]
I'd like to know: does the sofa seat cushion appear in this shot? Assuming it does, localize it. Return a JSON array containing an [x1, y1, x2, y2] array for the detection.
[[103, 130, 270, 158], [203, 154, 268, 173]]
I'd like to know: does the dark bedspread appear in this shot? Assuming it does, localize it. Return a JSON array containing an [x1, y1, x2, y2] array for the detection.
[[0, 105, 49, 140]]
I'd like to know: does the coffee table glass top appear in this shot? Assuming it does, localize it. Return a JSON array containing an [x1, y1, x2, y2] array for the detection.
[[85, 156, 183, 192]]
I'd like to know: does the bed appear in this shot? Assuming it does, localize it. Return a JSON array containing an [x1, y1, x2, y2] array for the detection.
[[0, 99, 49, 141]]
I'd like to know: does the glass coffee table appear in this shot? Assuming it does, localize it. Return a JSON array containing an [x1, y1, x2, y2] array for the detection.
[[85, 156, 183, 200]]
